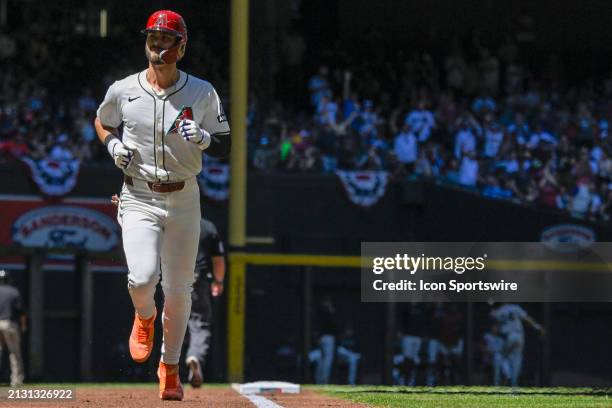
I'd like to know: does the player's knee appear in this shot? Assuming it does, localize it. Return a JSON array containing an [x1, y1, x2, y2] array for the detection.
[[127, 273, 159, 290], [161, 282, 193, 296]]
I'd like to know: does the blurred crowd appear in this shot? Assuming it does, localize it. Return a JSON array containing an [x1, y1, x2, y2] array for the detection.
[[0, 25, 225, 167], [3, 25, 612, 223], [249, 36, 612, 223], [0, 28, 107, 164]]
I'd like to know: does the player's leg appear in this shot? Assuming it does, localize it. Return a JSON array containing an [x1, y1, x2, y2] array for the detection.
[[506, 333, 524, 386], [404, 336, 422, 385], [186, 279, 213, 378], [119, 186, 165, 363], [449, 339, 464, 384], [425, 339, 440, 386], [512, 336, 524, 387], [337, 346, 361, 385], [185, 311, 210, 387], [402, 335, 422, 365], [2, 321, 23, 386], [0, 323, 6, 372], [308, 348, 322, 363], [392, 354, 405, 385], [319, 334, 335, 384], [308, 348, 323, 383], [155, 183, 199, 400], [347, 350, 361, 385], [119, 193, 163, 320], [492, 352, 502, 385], [313, 336, 329, 384], [159, 182, 200, 366]]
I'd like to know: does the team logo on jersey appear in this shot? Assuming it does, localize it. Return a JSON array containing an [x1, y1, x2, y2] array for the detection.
[[167, 106, 193, 134]]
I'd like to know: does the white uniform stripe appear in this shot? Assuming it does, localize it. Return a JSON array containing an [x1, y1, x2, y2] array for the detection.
[[242, 394, 285, 408]]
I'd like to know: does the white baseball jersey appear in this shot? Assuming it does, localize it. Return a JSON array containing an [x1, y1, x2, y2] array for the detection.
[[97, 70, 230, 182], [483, 332, 504, 354], [491, 304, 527, 336]]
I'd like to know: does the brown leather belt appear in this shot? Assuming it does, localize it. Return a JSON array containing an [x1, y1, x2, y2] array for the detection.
[[124, 175, 185, 193]]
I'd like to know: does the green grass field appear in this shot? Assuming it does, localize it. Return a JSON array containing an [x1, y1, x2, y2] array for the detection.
[[316, 386, 612, 408]]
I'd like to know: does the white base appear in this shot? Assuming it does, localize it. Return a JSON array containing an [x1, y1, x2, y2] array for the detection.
[[232, 381, 301, 395]]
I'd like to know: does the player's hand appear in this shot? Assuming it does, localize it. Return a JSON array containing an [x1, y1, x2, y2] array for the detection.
[[179, 119, 211, 149], [539, 327, 546, 339], [107, 138, 134, 169], [211, 280, 224, 297], [111, 194, 120, 207]]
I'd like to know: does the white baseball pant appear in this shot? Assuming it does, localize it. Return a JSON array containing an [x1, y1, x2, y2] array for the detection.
[[505, 332, 524, 386], [0, 320, 24, 386], [117, 176, 200, 365]]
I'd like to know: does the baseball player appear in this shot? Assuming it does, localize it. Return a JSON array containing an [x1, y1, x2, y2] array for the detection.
[[0, 270, 26, 387], [490, 303, 545, 386], [185, 218, 225, 387], [308, 296, 338, 384], [335, 327, 361, 385], [392, 332, 422, 386], [482, 323, 510, 386], [95, 10, 230, 401]]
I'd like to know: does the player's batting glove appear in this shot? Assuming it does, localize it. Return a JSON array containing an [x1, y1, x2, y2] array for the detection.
[[106, 138, 134, 170], [179, 119, 211, 150]]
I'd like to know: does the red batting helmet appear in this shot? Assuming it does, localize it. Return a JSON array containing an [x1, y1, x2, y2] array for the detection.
[[142, 10, 188, 64]]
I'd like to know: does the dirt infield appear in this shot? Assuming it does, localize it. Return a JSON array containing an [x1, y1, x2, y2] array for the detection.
[[0, 386, 370, 408]]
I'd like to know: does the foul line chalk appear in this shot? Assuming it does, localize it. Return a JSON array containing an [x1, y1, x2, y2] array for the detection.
[[243, 394, 285, 408]]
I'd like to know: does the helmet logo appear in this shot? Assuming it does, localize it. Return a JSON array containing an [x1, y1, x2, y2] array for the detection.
[[154, 13, 167, 28]]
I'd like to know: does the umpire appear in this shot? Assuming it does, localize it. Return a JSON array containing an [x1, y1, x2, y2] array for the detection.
[[185, 219, 226, 387], [0, 270, 25, 386]]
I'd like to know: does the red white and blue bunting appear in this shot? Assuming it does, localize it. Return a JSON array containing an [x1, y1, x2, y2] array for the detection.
[[22, 156, 81, 197], [335, 170, 389, 207], [198, 163, 230, 201]]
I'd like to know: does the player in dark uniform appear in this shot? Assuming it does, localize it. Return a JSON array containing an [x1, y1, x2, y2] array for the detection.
[[185, 219, 226, 387]]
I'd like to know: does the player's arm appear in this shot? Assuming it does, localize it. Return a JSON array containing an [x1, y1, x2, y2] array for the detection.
[[211, 255, 226, 297], [522, 314, 545, 336], [342, 70, 351, 101], [209, 226, 226, 296], [94, 117, 118, 144], [181, 87, 231, 158], [96, 83, 135, 169], [95, 118, 135, 169], [14, 292, 27, 333], [179, 123, 231, 159], [20, 313, 27, 333], [205, 132, 232, 159]]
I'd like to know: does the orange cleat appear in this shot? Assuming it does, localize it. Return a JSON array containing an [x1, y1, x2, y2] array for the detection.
[[158, 361, 184, 400], [128, 308, 156, 363]]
